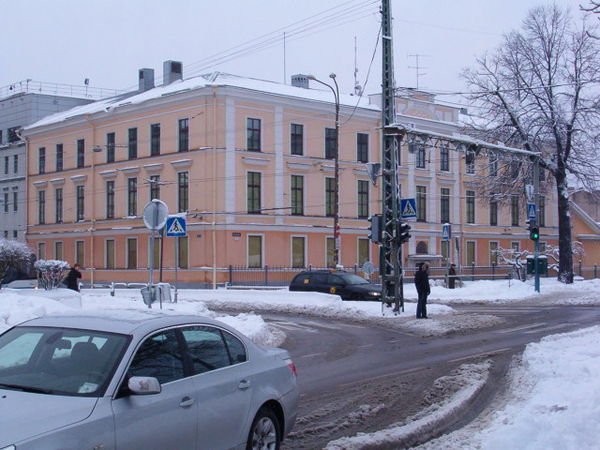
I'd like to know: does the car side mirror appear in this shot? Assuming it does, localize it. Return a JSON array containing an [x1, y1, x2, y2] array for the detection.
[[128, 376, 161, 395]]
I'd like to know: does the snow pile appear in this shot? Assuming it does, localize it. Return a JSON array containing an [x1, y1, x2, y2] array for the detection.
[[0, 289, 280, 347], [475, 326, 600, 449], [326, 361, 491, 449]]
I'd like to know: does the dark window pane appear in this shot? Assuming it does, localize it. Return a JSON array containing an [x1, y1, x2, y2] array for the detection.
[[291, 123, 303, 155], [247, 118, 261, 152], [128, 128, 137, 159], [182, 326, 232, 375], [128, 330, 184, 384]]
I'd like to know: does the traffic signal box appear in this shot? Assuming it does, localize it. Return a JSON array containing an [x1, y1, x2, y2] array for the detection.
[[527, 256, 548, 274], [398, 222, 411, 243], [368, 215, 382, 243], [527, 219, 540, 241]]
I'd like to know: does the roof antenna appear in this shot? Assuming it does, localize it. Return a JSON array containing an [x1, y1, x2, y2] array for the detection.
[[407, 54, 430, 90]]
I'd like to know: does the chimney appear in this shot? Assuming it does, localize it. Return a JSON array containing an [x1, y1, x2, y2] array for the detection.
[[291, 74, 309, 89], [163, 60, 183, 85], [138, 68, 155, 92]]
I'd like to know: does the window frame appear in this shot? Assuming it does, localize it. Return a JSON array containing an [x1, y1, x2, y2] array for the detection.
[[246, 118, 261, 152], [356, 132, 369, 163], [247, 234, 263, 268], [106, 180, 115, 219], [76, 185, 85, 221], [177, 172, 189, 213], [357, 179, 369, 219], [150, 123, 161, 156], [416, 185, 427, 222], [325, 127, 337, 159], [247, 171, 262, 214], [178, 118, 189, 152], [466, 190, 475, 224], [127, 177, 137, 217], [128, 127, 138, 160], [55, 188, 63, 223], [56, 144, 63, 172], [440, 187, 450, 223], [291, 235, 306, 268], [38, 147, 46, 174], [290, 174, 304, 216], [77, 139, 85, 168], [290, 123, 304, 156]]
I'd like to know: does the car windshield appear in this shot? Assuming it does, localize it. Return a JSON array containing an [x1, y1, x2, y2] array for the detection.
[[337, 273, 370, 285], [0, 326, 129, 397]]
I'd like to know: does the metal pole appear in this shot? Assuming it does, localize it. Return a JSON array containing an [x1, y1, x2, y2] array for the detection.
[[175, 237, 179, 288], [534, 155, 540, 292], [332, 75, 341, 268]]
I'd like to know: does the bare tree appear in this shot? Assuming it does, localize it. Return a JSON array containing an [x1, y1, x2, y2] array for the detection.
[[462, 5, 600, 284]]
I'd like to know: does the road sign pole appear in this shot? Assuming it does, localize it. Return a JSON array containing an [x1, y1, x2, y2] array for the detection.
[[533, 156, 540, 293], [175, 237, 179, 288]]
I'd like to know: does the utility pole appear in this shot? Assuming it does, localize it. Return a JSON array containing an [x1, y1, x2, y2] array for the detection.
[[533, 155, 541, 292], [380, 0, 403, 312]]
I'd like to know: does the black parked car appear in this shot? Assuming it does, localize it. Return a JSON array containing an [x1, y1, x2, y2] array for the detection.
[[289, 270, 381, 301]]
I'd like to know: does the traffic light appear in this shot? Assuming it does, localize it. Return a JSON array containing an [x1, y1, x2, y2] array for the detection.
[[368, 215, 382, 243], [398, 222, 411, 243], [527, 219, 540, 241]]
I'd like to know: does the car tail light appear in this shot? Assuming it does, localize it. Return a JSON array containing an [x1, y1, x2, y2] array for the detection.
[[284, 358, 297, 377]]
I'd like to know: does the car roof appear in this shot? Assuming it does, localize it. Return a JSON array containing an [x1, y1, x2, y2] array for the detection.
[[18, 310, 230, 336]]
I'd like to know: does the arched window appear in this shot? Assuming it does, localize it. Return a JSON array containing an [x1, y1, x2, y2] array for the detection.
[[416, 241, 428, 254]]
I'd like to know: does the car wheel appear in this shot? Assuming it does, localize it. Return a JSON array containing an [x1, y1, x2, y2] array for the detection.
[[246, 407, 281, 450]]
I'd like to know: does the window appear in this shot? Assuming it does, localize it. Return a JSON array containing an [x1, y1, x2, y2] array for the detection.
[[511, 241, 520, 252], [290, 123, 303, 155], [511, 195, 519, 226], [76, 185, 84, 221], [178, 172, 188, 213], [177, 236, 188, 269], [248, 235, 262, 268], [13, 155, 18, 173], [150, 124, 161, 156], [105, 240, 115, 269], [326, 237, 335, 267], [178, 118, 189, 152], [325, 128, 337, 159], [128, 330, 184, 384], [466, 190, 475, 224], [106, 132, 115, 163], [128, 128, 137, 159], [247, 172, 261, 213], [416, 186, 427, 222], [440, 188, 450, 223], [417, 145, 426, 169], [358, 180, 369, 218], [12, 191, 17, 212], [55, 241, 63, 261], [56, 144, 63, 171], [490, 241, 499, 265], [358, 238, 370, 266], [77, 139, 85, 168], [466, 150, 475, 174], [465, 241, 476, 265], [510, 160, 520, 179], [416, 241, 428, 254], [106, 181, 114, 219], [149, 175, 160, 200], [181, 326, 243, 375], [7, 126, 19, 143], [440, 146, 449, 171], [489, 195, 498, 226], [292, 236, 305, 268], [247, 118, 261, 152], [38, 147, 46, 174], [3, 156, 7, 174], [3, 192, 7, 213], [357, 133, 369, 163], [75, 241, 84, 266], [489, 152, 498, 177], [539, 196, 546, 227], [127, 238, 137, 269], [38, 190, 45, 224], [291, 175, 304, 215], [38, 242, 46, 260], [55, 188, 63, 223], [441, 240, 449, 262], [127, 178, 137, 216], [325, 177, 335, 217]]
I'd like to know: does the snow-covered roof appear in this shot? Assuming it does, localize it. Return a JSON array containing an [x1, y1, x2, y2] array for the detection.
[[25, 72, 378, 131]]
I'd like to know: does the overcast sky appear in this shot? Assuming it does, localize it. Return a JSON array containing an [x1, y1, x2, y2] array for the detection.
[[2, 0, 585, 99]]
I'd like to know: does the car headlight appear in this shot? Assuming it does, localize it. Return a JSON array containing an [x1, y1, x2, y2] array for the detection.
[[1, 445, 16, 450], [368, 291, 381, 296]]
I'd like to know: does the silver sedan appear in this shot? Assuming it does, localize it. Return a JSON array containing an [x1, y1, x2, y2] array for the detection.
[[0, 310, 298, 449]]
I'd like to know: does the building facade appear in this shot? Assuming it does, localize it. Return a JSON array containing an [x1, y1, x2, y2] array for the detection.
[[0, 80, 120, 240], [24, 64, 582, 285]]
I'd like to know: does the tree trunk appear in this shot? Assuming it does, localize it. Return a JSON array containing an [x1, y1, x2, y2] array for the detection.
[[556, 172, 574, 283]]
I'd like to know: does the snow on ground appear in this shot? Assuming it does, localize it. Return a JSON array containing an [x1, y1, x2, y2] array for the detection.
[[412, 325, 600, 450], [0, 288, 281, 347]]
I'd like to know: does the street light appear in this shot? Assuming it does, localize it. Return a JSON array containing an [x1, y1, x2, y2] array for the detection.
[[307, 73, 341, 267]]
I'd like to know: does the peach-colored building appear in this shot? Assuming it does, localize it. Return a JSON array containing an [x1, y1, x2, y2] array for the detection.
[[21, 64, 598, 285]]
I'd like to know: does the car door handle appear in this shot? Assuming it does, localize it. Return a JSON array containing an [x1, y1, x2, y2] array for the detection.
[[179, 396, 195, 408], [238, 379, 251, 390]]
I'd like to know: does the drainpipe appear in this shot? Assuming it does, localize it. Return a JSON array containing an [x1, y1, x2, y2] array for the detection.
[[212, 86, 218, 289]]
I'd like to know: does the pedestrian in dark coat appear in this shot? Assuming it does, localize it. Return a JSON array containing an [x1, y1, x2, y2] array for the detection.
[[448, 264, 457, 289], [64, 264, 82, 292], [414, 263, 430, 319]]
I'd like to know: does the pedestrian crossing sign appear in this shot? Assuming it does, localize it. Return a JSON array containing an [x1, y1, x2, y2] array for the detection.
[[166, 216, 187, 237], [527, 203, 537, 220], [400, 198, 417, 219]]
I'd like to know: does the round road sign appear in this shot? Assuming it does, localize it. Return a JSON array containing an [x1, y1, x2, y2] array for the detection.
[[143, 199, 169, 230]]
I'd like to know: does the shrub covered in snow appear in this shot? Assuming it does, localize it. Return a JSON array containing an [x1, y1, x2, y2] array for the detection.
[[0, 238, 34, 285], [35, 259, 70, 290]]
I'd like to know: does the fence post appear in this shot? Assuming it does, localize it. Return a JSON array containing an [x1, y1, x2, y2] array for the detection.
[[228, 265, 233, 286], [595, 265, 598, 279], [472, 263, 475, 281], [579, 260, 582, 277], [264, 265, 269, 286]]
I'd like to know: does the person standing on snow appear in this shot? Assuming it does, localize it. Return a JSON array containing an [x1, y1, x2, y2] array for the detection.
[[64, 263, 82, 292], [414, 263, 430, 319]]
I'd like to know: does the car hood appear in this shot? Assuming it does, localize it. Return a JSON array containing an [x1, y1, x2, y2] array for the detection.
[[0, 388, 98, 446]]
